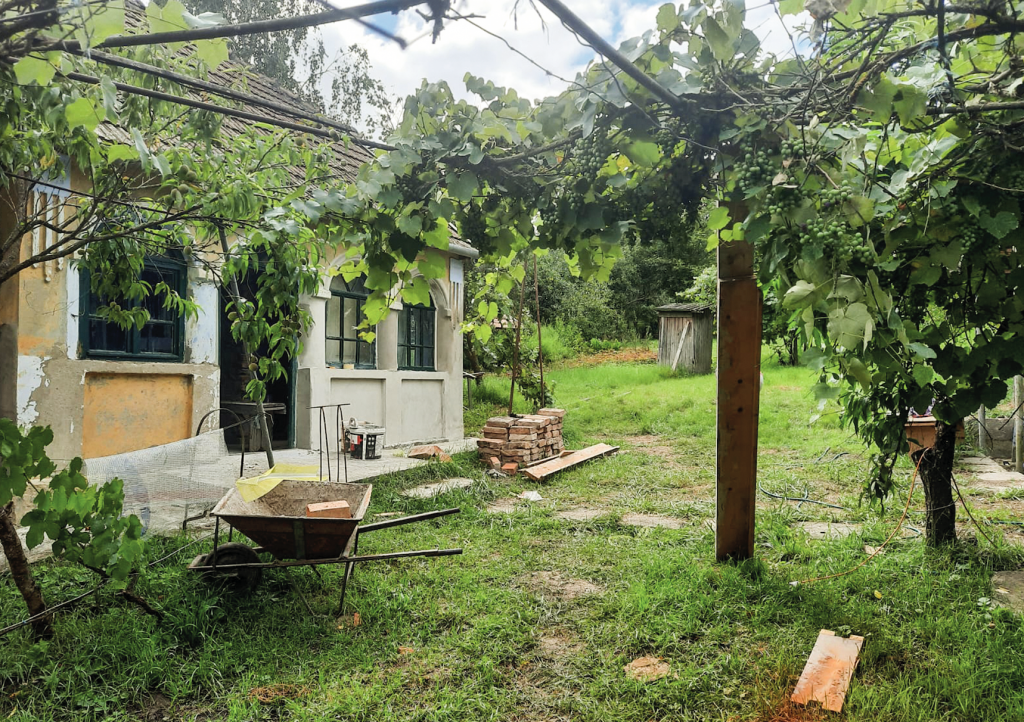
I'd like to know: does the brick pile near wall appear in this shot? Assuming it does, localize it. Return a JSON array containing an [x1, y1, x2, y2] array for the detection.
[[477, 408, 566, 470]]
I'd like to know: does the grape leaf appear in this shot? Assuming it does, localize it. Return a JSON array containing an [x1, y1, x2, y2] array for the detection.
[[980, 210, 1019, 239], [65, 97, 104, 131], [707, 206, 731, 231], [14, 54, 57, 86]]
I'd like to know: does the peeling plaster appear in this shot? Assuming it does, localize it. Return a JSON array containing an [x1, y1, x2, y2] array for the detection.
[[17, 355, 47, 425], [66, 267, 80, 359], [187, 281, 218, 364]]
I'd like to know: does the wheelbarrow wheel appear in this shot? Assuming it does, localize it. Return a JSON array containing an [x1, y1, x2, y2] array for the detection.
[[204, 542, 263, 593]]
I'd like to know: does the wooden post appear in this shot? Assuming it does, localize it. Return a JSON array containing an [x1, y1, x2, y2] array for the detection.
[[978, 405, 987, 453], [716, 238, 762, 561], [1015, 377, 1023, 473]]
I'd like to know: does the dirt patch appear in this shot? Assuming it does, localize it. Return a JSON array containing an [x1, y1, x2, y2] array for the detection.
[[752, 697, 834, 722], [566, 347, 656, 366], [139, 692, 172, 722], [624, 656, 673, 682], [628, 435, 680, 465], [555, 507, 607, 522], [536, 632, 585, 657], [486, 498, 521, 514], [620, 513, 685, 529], [520, 571, 602, 600]]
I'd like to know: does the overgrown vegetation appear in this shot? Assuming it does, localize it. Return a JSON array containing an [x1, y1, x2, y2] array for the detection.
[[4, 358, 1024, 721]]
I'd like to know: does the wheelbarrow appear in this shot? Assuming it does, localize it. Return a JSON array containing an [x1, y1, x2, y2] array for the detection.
[[187, 480, 461, 614]]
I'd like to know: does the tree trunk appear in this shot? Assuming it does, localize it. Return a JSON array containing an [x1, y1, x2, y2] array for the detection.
[[913, 420, 958, 547], [0, 502, 51, 638], [464, 336, 483, 381], [787, 332, 800, 366]]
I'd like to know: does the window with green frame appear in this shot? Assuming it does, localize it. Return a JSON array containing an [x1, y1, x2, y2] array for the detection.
[[398, 295, 436, 371], [79, 255, 186, 361], [326, 276, 375, 368]]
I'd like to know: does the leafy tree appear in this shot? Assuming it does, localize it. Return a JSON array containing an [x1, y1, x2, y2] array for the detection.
[[0, 0, 364, 632], [187, 0, 395, 135]]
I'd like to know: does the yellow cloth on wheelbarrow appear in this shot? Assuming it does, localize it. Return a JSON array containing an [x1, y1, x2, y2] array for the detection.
[[235, 463, 328, 502]]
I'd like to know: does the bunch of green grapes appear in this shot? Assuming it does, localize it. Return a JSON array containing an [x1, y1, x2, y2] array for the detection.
[[960, 222, 982, 252], [734, 143, 774, 194], [1002, 168, 1024, 192], [764, 186, 803, 216], [819, 183, 854, 209], [779, 138, 804, 160], [573, 127, 611, 181]]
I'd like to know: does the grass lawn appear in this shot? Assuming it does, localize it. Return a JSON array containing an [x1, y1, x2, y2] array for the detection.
[[3, 354, 1024, 721]]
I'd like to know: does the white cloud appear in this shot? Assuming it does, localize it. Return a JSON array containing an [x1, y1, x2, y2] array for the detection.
[[317, 0, 811, 133]]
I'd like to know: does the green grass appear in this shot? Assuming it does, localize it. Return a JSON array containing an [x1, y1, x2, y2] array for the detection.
[[4, 355, 1024, 721]]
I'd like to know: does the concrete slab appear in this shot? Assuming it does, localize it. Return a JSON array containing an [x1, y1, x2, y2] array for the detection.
[[974, 470, 1024, 492], [400, 478, 474, 499], [555, 507, 607, 522], [992, 570, 1024, 614], [797, 521, 861, 540], [960, 456, 1002, 467], [242, 447, 427, 482], [620, 513, 685, 529]]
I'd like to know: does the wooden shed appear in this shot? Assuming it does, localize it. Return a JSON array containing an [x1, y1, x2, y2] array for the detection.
[[656, 303, 714, 374]]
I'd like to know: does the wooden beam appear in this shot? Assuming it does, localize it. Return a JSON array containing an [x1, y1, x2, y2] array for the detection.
[[521, 443, 618, 482], [715, 238, 762, 561], [45, 0, 425, 53]]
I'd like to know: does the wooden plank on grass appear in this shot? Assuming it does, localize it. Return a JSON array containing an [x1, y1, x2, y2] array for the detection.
[[791, 629, 864, 713], [521, 444, 618, 481]]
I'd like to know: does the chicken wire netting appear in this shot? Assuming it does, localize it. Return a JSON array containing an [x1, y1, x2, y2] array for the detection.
[[82, 429, 242, 534]]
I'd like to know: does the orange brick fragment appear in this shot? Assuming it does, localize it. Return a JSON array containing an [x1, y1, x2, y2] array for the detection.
[[306, 500, 352, 518]]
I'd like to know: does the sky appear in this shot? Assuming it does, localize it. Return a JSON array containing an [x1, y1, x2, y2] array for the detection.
[[314, 0, 809, 133]]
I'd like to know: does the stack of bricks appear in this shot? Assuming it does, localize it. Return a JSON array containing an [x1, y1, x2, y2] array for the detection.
[[477, 408, 566, 471]]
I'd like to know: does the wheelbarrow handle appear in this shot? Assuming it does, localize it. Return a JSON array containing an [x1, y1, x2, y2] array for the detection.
[[358, 508, 460, 534]]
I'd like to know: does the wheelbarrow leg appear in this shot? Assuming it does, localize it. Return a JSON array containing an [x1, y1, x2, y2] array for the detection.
[[335, 529, 361, 617], [336, 560, 355, 618]]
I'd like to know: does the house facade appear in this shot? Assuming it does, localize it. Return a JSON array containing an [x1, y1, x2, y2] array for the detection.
[[0, 190, 474, 463]]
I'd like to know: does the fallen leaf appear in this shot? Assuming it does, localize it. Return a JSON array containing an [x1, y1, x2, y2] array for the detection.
[[874, 590, 883, 599], [624, 656, 671, 682], [996, 587, 1011, 594], [864, 545, 883, 556], [398, 646, 415, 655]]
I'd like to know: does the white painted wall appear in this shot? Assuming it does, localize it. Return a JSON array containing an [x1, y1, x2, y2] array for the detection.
[[187, 279, 219, 365]]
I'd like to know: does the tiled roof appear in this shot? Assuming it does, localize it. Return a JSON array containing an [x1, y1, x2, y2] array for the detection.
[[100, 2, 469, 251], [103, 3, 373, 183], [656, 302, 714, 314]]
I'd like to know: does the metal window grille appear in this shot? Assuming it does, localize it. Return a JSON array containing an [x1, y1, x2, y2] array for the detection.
[[326, 276, 375, 368], [398, 300, 435, 371], [80, 256, 186, 361]]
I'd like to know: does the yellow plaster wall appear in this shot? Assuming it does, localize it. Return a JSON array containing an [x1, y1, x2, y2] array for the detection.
[[82, 373, 194, 458]]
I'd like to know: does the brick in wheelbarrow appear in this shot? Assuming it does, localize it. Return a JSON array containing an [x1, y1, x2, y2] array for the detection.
[[306, 500, 352, 518]]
